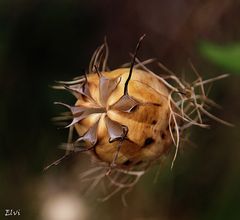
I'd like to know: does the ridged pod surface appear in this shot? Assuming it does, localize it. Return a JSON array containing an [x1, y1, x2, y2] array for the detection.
[[65, 68, 172, 167]]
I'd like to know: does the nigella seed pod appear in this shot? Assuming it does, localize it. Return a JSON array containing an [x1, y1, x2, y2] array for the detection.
[[55, 35, 172, 168], [47, 36, 232, 199], [73, 68, 172, 166]]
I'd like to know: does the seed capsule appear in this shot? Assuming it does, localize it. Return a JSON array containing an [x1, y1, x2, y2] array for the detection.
[[47, 37, 231, 199], [66, 68, 172, 167], [49, 35, 231, 176]]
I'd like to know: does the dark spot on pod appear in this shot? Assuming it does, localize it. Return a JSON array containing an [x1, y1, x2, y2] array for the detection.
[[161, 131, 166, 140], [123, 160, 132, 166], [143, 137, 155, 146], [135, 161, 143, 165], [153, 103, 162, 107], [152, 120, 157, 125]]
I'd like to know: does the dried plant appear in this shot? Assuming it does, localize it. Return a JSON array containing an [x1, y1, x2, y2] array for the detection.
[[46, 36, 232, 204]]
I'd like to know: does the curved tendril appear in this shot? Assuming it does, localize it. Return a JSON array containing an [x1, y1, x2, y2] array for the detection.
[[124, 34, 146, 95]]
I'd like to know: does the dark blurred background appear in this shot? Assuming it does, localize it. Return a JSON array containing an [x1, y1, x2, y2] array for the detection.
[[0, 0, 240, 219]]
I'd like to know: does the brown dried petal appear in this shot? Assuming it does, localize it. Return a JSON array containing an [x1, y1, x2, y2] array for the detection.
[[75, 117, 100, 146], [64, 78, 94, 102], [110, 94, 140, 113], [54, 102, 86, 116], [55, 102, 105, 127], [99, 75, 120, 106], [104, 115, 128, 142], [67, 107, 105, 127], [64, 84, 83, 99]]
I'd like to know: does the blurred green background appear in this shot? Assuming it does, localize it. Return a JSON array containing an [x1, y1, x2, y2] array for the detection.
[[0, 0, 240, 219]]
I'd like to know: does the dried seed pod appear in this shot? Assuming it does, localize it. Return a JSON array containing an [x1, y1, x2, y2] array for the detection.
[[47, 36, 232, 199], [71, 68, 172, 166]]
